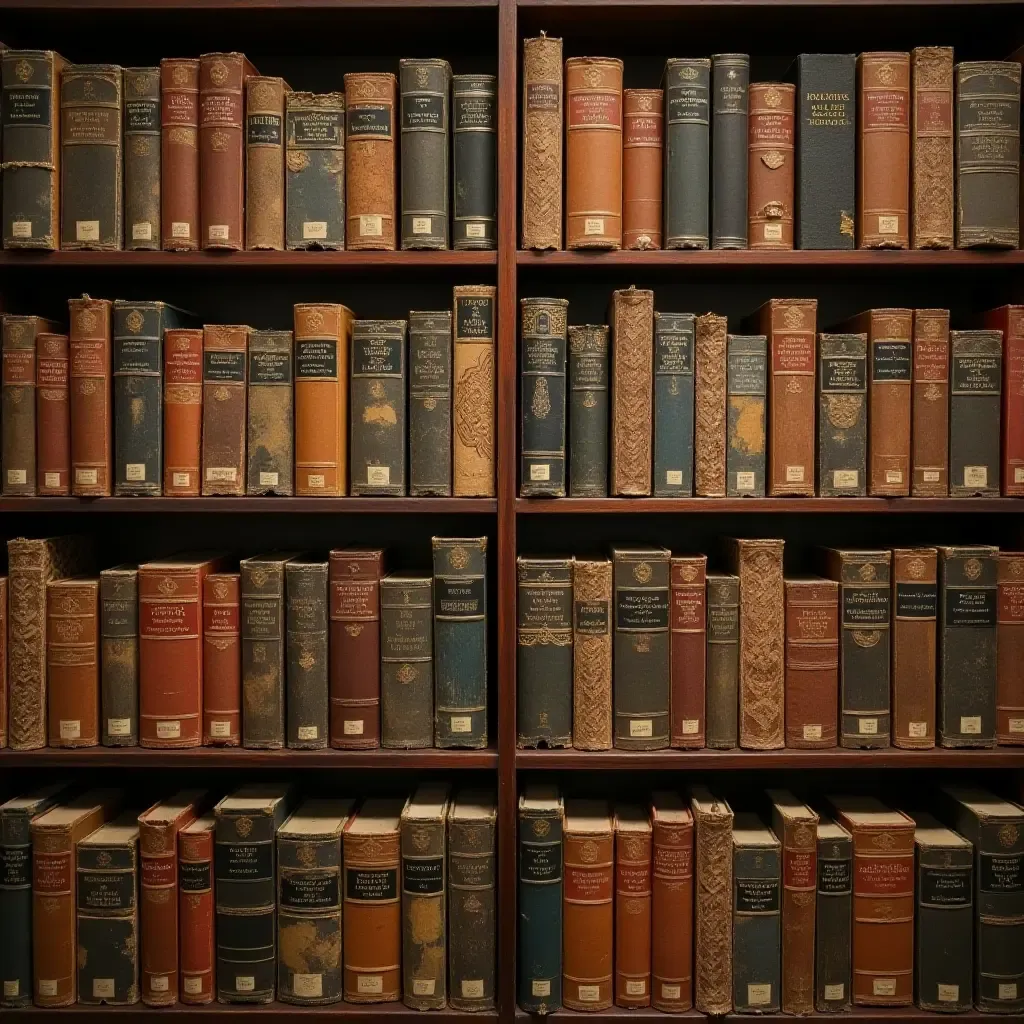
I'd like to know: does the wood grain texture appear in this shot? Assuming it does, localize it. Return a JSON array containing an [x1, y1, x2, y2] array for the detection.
[[0, 497, 495, 513]]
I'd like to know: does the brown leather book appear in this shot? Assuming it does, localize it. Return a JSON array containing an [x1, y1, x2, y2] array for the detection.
[[521, 33, 563, 250], [911, 47, 954, 249], [36, 332, 70, 496], [691, 786, 733, 1015], [857, 53, 911, 249], [650, 791, 693, 1012], [46, 577, 99, 748], [245, 76, 288, 250], [670, 555, 706, 748], [572, 558, 613, 751], [199, 53, 257, 250], [784, 577, 839, 748], [911, 309, 950, 496], [565, 58, 623, 250], [982, 304, 1024, 496], [891, 548, 937, 749], [614, 804, 652, 1007], [293, 303, 354, 496], [622, 89, 663, 250], [610, 286, 654, 495], [997, 552, 1024, 745], [748, 83, 795, 249], [344, 72, 397, 251], [163, 328, 203, 495], [160, 58, 201, 250], [202, 572, 240, 746], [0, 577, 6, 747], [694, 312, 728, 497], [452, 284, 496, 497], [69, 295, 113, 497], [564, 799, 614, 1010], [201, 325, 249, 496], [178, 815, 215, 1004]]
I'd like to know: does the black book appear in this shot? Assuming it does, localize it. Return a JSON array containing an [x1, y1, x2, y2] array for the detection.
[[711, 54, 749, 249], [452, 75, 497, 250], [568, 324, 609, 496]]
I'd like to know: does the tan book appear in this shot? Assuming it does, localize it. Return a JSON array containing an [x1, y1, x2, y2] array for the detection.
[[694, 313, 728, 497], [46, 577, 100, 748], [573, 558, 613, 750], [691, 786, 733, 1015], [344, 72, 397, 251], [610, 286, 654, 495], [521, 33, 563, 250], [911, 47, 954, 249], [245, 76, 288, 250], [452, 285, 496, 497], [201, 324, 249, 496]]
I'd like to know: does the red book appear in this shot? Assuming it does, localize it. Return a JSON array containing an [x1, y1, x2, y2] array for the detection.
[[163, 328, 204, 496], [178, 814, 215, 1004], [997, 552, 1024, 745], [36, 332, 70, 495], [69, 295, 113, 496], [202, 572, 240, 745], [650, 791, 693, 1012], [982, 304, 1024, 495], [784, 577, 839, 748], [614, 805, 652, 1007], [670, 555, 706, 748]]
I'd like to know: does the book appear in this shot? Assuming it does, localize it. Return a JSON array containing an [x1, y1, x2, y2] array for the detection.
[[691, 786, 733, 1015], [521, 33, 563, 250], [160, 58, 200, 250], [408, 310, 452, 496], [285, 558, 329, 749], [711, 54, 749, 250], [950, 329, 1002, 495], [35, 331, 71, 496], [694, 312, 728, 497], [452, 284, 496, 497], [817, 332, 868, 496], [910, 308, 950, 495], [749, 82, 795, 249], [572, 558, 612, 750], [981, 304, 1024, 495], [663, 58, 710, 250], [622, 88, 663, 249], [202, 572, 240, 745], [706, 573, 740, 749], [69, 295, 113, 496], [568, 325, 609, 496], [178, 815, 215, 1004], [201, 324, 249, 495], [653, 312, 695, 496], [565, 57, 623, 250], [997, 552, 1024, 744], [163, 327, 204, 495], [452, 74, 497, 250], [285, 91, 345, 250], [46, 577, 100, 748], [344, 72, 397, 250], [610, 286, 654, 495], [725, 334, 767, 496], [123, 67, 160, 250], [670, 555, 706, 748], [784, 577, 839, 748], [614, 804, 652, 1007], [380, 575, 433, 749], [911, 47, 954, 248], [246, 329, 293, 495], [245, 76, 287, 251], [0, 576, 5, 746], [815, 816, 852, 1011], [891, 547, 938, 748]]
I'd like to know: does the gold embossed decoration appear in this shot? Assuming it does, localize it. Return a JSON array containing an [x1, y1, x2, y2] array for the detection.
[[612, 290, 654, 494], [249, 80, 275, 109], [532, 817, 550, 838], [840, 211, 854, 238], [853, 630, 880, 648], [449, 546, 470, 571], [580, 840, 599, 863], [623, 836, 645, 860], [209, 61, 229, 86], [695, 315, 727, 496], [761, 150, 785, 169], [878, 63, 896, 86], [345, 623, 363, 637], [210, 131, 230, 153], [858, 562, 877, 582], [582, 66, 603, 89], [694, 803, 732, 1014], [298, 648, 315, 671], [78, 308, 98, 334], [213, 580, 229, 601], [1010, 559, 1024, 578], [412, 827, 432, 852], [907, 558, 926, 579], [522, 36, 563, 249], [454, 349, 495, 461], [573, 561, 613, 750], [633, 562, 652, 584], [415, 66, 430, 89], [97, 850, 112, 868], [172, 64, 189, 87], [126, 310, 144, 334], [396, 664, 417, 684], [680, 65, 698, 82], [765, 86, 782, 107], [306, 309, 325, 332], [15, 59, 33, 83], [637, 93, 653, 112], [158, 576, 178, 596], [825, 394, 862, 429], [236, 817, 254, 839], [998, 823, 1019, 847], [679, 564, 698, 583], [297, 843, 317, 868], [531, 377, 551, 419], [783, 307, 804, 330], [872, 832, 896, 850], [964, 558, 983, 581], [924, 383, 942, 402]]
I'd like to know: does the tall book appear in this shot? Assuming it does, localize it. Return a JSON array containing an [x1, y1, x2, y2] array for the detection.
[[35, 331, 70, 496], [380, 575, 433, 749], [344, 72, 397, 250], [711, 54, 749, 249], [285, 91, 345, 250], [663, 58, 710, 249], [0, 576, 5, 746], [815, 816, 852, 1012], [160, 58, 200, 250], [910, 308, 950, 495], [950, 329, 1002, 495], [614, 804, 652, 1007], [245, 76, 287, 251], [694, 312, 727, 497], [982, 304, 1024, 495], [285, 558, 329, 750], [163, 327, 203, 495], [568, 324, 609, 496], [202, 572, 240, 746], [572, 558, 612, 750], [178, 815, 215, 1004], [201, 324, 249, 495], [520, 297, 568, 496], [610, 286, 654, 495], [521, 33, 563, 250], [997, 551, 1024, 745], [653, 312, 695, 496], [817, 332, 868, 496], [46, 577, 100, 748], [623, 88, 662, 249], [670, 555, 706, 748], [749, 82, 795, 249], [408, 310, 452, 496], [891, 547, 937, 749], [452, 284, 496, 497], [123, 67, 160, 250], [452, 74, 497, 250], [691, 786, 733, 1015], [911, 47, 954, 249], [784, 577, 839, 748], [246, 329, 293, 495], [69, 295, 113, 496], [705, 573, 740, 749], [725, 334, 767, 496]]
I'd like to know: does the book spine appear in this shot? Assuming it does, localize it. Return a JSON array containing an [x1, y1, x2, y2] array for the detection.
[[780, 817, 816, 1014], [784, 579, 839, 748], [611, 287, 654, 495], [46, 580, 100, 747], [70, 296, 113, 496], [997, 552, 1024, 744], [705, 575, 740, 749], [651, 815, 693, 1010], [200, 53, 249, 250], [815, 831, 852, 1011], [950, 330, 1002, 495], [163, 328, 203, 495], [563, 823, 613, 1010], [245, 76, 286, 250], [452, 75, 497, 250], [344, 72, 397, 250], [380, 577, 433, 749], [2, 318, 37, 495], [733, 841, 781, 1012], [868, 311, 913, 496], [711, 54, 749, 249], [36, 333, 70, 496], [653, 313, 695, 496], [100, 569, 138, 746], [911, 48, 954, 248], [285, 92, 345, 249], [123, 68, 161, 249], [521, 34, 562, 249], [693, 799, 733, 1015], [0, 579, 5, 748], [911, 309, 950, 495], [670, 556, 706, 747], [694, 313, 727, 496], [452, 286, 496, 496], [160, 58, 200, 250], [726, 334, 767, 497], [179, 826, 214, 1004], [748, 83, 795, 249], [572, 559, 613, 750], [246, 330, 294, 495], [285, 561, 329, 749], [201, 325, 247, 495], [409, 311, 452, 496], [891, 549, 938, 748], [32, 826, 77, 1004], [975, 816, 1024, 1011], [1, 810, 34, 1005], [615, 827, 652, 1007], [518, 803, 563, 1012], [622, 88, 663, 249], [664, 59, 711, 249], [401, 813, 447, 1009], [818, 333, 868, 495], [202, 573, 240, 745], [139, 821, 180, 1004], [568, 325, 609, 497], [241, 558, 287, 749], [990, 306, 1024, 494]]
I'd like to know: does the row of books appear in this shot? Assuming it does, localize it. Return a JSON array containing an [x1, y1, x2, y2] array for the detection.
[[517, 543, 1022, 751], [1, 51, 496, 252], [521, 294, 1024, 498], [522, 41, 1021, 251], [518, 784, 1024, 1015], [1, 535, 490, 752], [1, 782, 497, 1009], [1, 289, 496, 498]]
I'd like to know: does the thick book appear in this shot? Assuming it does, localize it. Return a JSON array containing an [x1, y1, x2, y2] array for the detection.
[[572, 558, 612, 750], [670, 555, 706, 748], [815, 817, 853, 1011], [694, 312, 728, 497], [246, 329, 293, 495], [565, 57, 623, 250], [46, 577, 100, 748], [653, 312, 695, 496], [663, 58, 710, 249], [784, 577, 839, 748], [691, 786, 733, 1015], [35, 331, 70, 496], [705, 573, 740, 749], [0, 576, 5, 746], [568, 325, 609, 497], [285, 558, 329, 749], [911, 48, 954, 249], [891, 547, 937, 749], [650, 792, 694, 1011], [163, 327, 203, 495], [285, 91, 345, 250], [160, 58, 200, 250], [381, 575, 433, 749], [997, 552, 1024, 744], [614, 805, 652, 1007], [344, 72, 397, 250], [520, 297, 569, 496], [610, 286, 654, 495], [982, 304, 1024, 495], [711, 54, 749, 249], [911, 308, 950, 495], [950, 329, 1002, 496], [817, 332, 868, 496], [409, 310, 452, 496], [123, 67, 160, 249], [203, 572, 240, 745], [749, 82, 795, 249], [796, 54, 856, 249], [201, 324, 249, 495], [521, 33, 563, 250], [725, 334, 767, 496], [452, 284, 496, 497], [178, 815, 215, 1004], [452, 75, 497, 250], [69, 295, 113, 496], [622, 88, 663, 249], [245, 76, 287, 251]]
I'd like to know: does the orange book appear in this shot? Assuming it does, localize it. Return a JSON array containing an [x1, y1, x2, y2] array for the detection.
[[69, 296, 113, 496], [202, 572, 240, 745], [614, 804, 652, 1007], [163, 328, 204, 495], [178, 814, 216, 1004], [997, 552, 1024, 745], [46, 577, 100, 748], [36, 332, 71, 496]]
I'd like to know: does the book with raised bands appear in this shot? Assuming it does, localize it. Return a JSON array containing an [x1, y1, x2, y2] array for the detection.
[[815, 816, 852, 1011], [997, 551, 1024, 745], [981, 305, 1024, 495], [670, 555, 706, 748], [36, 332, 70, 496], [610, 287, 654, 496], [521, 33, 563, 250], [453, 285, 496, 497], [380, 575, 433, 749], [950, 329, 1002, 496], [160, 59, 200, 250], [784, 576, 839, 748], [572, 558, 612, 750], [891, 547, 937, 748], [285, 559, 329, 749], [712, 54, 749, 249], [123, 67, 160, 249], [178, 815, 215, 1004], [622, 88, 663, 249], [748, 82, 795, 249], [46, 577, 100, 748], [691, 786, 733, 1015], [203, 571, 240, 746], [568, 326, 610, 497], [911, 48, 954, 249], [285, 91, 345, 250], [69, 296, 113, 497], [201, 324, 249, 496], [409, 311, 453, 496], [452, 75, 497, 250], [614, 804, 652, 1007], [246, 329, 293, 495], [663, 59, 711, 250], [344, 73, 397, 250], [706, 573, 739, 749], [818, 332, 867, 496], [245, 76, 288, 251], [163, 328, 203, 495], [653, 313, 695, 497], [911, 309, 950, 495], [694, 313, 727, 497]]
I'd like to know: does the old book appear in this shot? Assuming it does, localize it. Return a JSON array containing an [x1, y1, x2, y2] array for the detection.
[[649, 792, 693, 1011], [858, 53, 911, 248], [35, 332, 70, 496], [829, 796, 914, 1006], [911, 308, 950, 495], [670, 555, 706, 748], [284, 559, 328, 749], [997, 552, 1024, 744], [245, 76, 287, 250], [46, 577, 100, 748], [399, 59, 450, 250], [277, 798, 354, 1005], [201, 324, 249, 495], [178, 815, 215, 1004], [568, 325, 609, 496], [711, 54, 750, 249], [653, 313, 695, 496], [520, 297, 569, 496], [613, 546, 670, 750], [160, 58, 200, 250], [163, 327, 203, 495], [214, 785, 293, 1003], [246, 329, 293, 495], [0, 577, 5, 745], [815, 817, 853, 1011], [950, 329, 1002, 495], [623, 88, 663, 249], [610, 287, 654, 495], [565, 57, 623, 250], [452, 284, 496, 497], [199, 53, 256, 250], [344, 72, 397, 250], [726, 334, 767, 496], [381, 575, 433, 749], [911, 48, 954, 248], [60, 65, 122, 250], [517, 557, 572, 748], [293, 303, 354, 496], [817, 332, 868, 496], [982, 305, 1024, 495], [613, 805, 652, 1007], [203, 572, 240, 745], [691, 787, 733, 1015], [664, 58, 711, 250], [69, 295, 113, 496], [749, 82, 795, 249], [123, 67, 160, 249], [343, 797, 404, 1003], [453, 74, 497, 250], [285, 91, 345, 250], [572, 558, 612, 751], [2, 50, 66, 249], [329, 548, 383, 749], [706, 573, 740, 749], [891, 547, 937, 749], [409, 310, 452, 496], [784, 577, 839, 748], [956, 61, 1021, 248], [521, 33, 563, 249], [824, 548, 892, 748], [694, 312, 727, 497], [796, 54, 856, 249]]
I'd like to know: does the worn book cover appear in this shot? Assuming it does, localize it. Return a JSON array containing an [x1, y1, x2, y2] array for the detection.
[[36, 331, 71, 496], [521, 33, 563, 249], [201, 325, 249, 495], [712, 54, 749, 249], [409, 311, 452, 496], [453, 74, 496, 250], [891, 547, 937, 748], [245, 76, 288, 251], [911, 48, 954, 248], [163, 327, 203, 495], [749, 82, 795, 249], [246, 329, 293, 495], [670, 556, 706, 747], [691, 786, 733, 1015], [613, 805, 652, 1007], [784, 576, 839, 748], [452, 285, 496, 497], [285, 91, 345, 250], [0, 577, 5, 746], [344, 72, 397, 250], [568, 325, 609, 496], [815, 816, 852, 1011], [694, 313, 727, 496], [950, 330, 1002, 495], [46, 577, 100, 748], [997, 552, 1024, 745], [705, 573, 740, 749], [911, 308, 950, 495], [817, 332, 867, 495], [572, 558, 612, 750], [981, 304, 1024, 495], [178, 815, 215, 1003], [664, 59, 711, 249], [381, 575, 433, 748], [160, 58, 200, 250], [203, 571, 240, 745], [123, 67, 160, 249], [285, 558, 329, 749], [653, 313, 695, 496], [623, 88, 663, 249], [610, 287, 654, 495], [69, 296, 113, 496], [725, 334, 767, 496], [649, 792, 693, 1011]]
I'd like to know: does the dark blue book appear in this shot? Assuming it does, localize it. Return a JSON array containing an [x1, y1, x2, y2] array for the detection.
[[653, 312, 695, 495]]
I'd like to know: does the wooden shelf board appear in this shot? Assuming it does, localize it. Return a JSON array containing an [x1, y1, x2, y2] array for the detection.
[[0, 497, 496, 514], [0, 250, 496, 269], [4, 1006, 497, 1020], [0, 0, 497, 9], [514, 1009, 994, 1021], [515, 497, 1022, 514], [516, 248, 1024, 267]]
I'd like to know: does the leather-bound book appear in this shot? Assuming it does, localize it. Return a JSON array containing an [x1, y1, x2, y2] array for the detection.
[[123, 67, 160, 249], [2, 50, 66, 249], [653, 313, 695, 496], [201, 324, 249, 495], [910, 812, 973, 1012], [614, 804, 652, 1007], [178, 815, 215, 1004], [565, 57, 623, 250], [343, 797, 404, 1003], [711, 54, 749, 249], [0, 578, 5, 744], [705, 573, 740, 749], [202, 572, 240, 745], [448, 790, 498, 1010], [293, 302, 354, 496], [452, 284, 496, 497], [691, 786, 733, 1015], [399, 59, 450, 250], [815, 816, 852, 1011], [749, 82, 795, 249], [409, 310, 452, 496], [670, 555, 706, 748], [329, 548, 383, 749], [613, 546, 670, 750], [285, 91, 345, 250], [69, 295, 113, 497], [452, 74, 497, 250], [623, 88, 663, 249], [784, 577, 839, 748], [982, 305, 1024, 495], [824, 548, 892, 747], [381, 575, 433, 748], [36, 332, 70, 496], [100, 566, 138, 747], [163, 327, 203, 495], [46, 577, 99, 748], [521, 33, 563, 250], [214, 785, 293, 1003], [285, 558, 329, 749], [950, 329, 1002, 496], [245, 76, 287, 251], [160, 58, 200, 250], [277, 798, 354, 1005], [956, 61, 1021, 248], [726, 334, 767, 496], [891, 547, 937, 749], [857, 53, 911, 248], [572, 558, 612, 750], [694, 312, 727, 497], [517, 556, 572, 748], [663, 59, 711, 250], [520, 297, 569, 496], [344, 72, 397, 250], [997, 552, 1024, 744], [568, 325, 609, 496], [401, 783, 450, 1009], [246, 329, 293, 495], [829, 796, 914, 1006], [796, 54, 855, 249], [199, 53, 256, 250], [610, 286, 654, 495], [911, 48, 954, 248], [817, 332, 868, 496], [910, 308, 950, 495]]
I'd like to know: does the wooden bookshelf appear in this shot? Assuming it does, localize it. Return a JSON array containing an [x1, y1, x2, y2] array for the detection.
[[0, 497, 497, 514], [517, 248, 1024, 267], [0, 250, 496, 269]]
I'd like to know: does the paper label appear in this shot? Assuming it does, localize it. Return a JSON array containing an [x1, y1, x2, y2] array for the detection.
[[465, 223, 486, 239], [11, 220, 32, 239], [923, 470, 940, 482], [297, 726, 318, 740], [107, 718, 131, 737], [661, 984, 681, 1000], [908, 721, 928, 738], [173, 472, 191, 487], [39, 980, 58, 996], [59, 720, 80, 740], [885, 469, 903, 484], [960, 716, 982, 734], [532, 980, 551, 997], [1009, 718, 1024, 733], [412, 979, 435, 996], [206, 467, 237, 483], [76, 468, 98, 485], [530, 463, 550, 481], [156, 720, 181, 739], [76, 220, 100, 241], [150, 976, 169, 992], [451, 715, 473, 733], [208, 225, 230, 241], [210, 721, 232, 738], [1016, 467, 1024, 483], [183, 977, 203, 995], [132, 222, 153, 241], [360, 215, 383, 237], [412, 217, 432, 235], [736, 471, 756, 491], [307, 474, 325, 488], [171, 222, 191, 238], [367, 466, 390, 485], [680, 719, 700, 735], [125, 463, 146, 482], [357, 975, 383, 994], [666, 470, 683, 486], [584, 218, 605, 235], [859, 718, 878, 735], [625, 980, 646, 995], [964, 466, 988, 488], [629, 719, 653, 738], [259, 471, 279, 486], [6, 468, 26, 485], [461, 979, 484, 998], [803, 724, 822, 741], [748, 983, 772, 1005], [937, 984, 959, 1003], [92, 979, 115, 998], [824, 983, 844, 1000], [577, 985, 601, 1002], [293, 974, 323, 998], [302, 221, 327, 240], [999, 983, 1018, 1000], [235, 976, 255, 992], [878, 215, 899, 234], [44, 472, 61, 488], [763, 223, 783, 241], [834, 469, 859, 489], [873, 978, 896, 996], [786, 465, 805, 483], [343, 720, 364, 735], [3, 980, 19, 998]]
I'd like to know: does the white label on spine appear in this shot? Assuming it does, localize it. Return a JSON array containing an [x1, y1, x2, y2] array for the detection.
[[680, 719, 699, 735], [125, 463, 146, 481], [357, 975, 382, 994], [625, 980, 646, 996], [584, 218, 604, 235], [76, 468, 98, 485], [297, 726, 318, 740], [38, 980, 57, 997], [132, 222, 153, 241], [661, 984, 681, 1000], [763, 223, 783, 241], [343, 720, 364, 735], [302, 221, 327, 240], [530, 464, 550, 482], [412, 979, 435, 996], [735, 471, 755, 491], [412, 217, 432, 235], [878, 215, 899, 234], [183, 977, 202, 995], [307, 474, 325, 488], [824, 983, 844, 1000], [107, 718, 131, 737], [93, 979, 115, 998], [150, 976, 169, 992], [173, 471, 191, 487], [367, 466, 390, 485], [908, 721, 928, 738], [359, 215, 383, 237], [873, 978, 896, 997], [206, 467, 237, 483], [59, 720, 80, 740], [960, 716, 982, 734], [259, 471, 279, 486], [833, 469, 858, 489], [156, 720, 181, 739], [923, 470, 940, 482], [451, 715, 473, 733], [4, 981, 19, 998], [210, 721, 232, 738], [44, 472, 61, 488], [6, 469, 26, 485], [461, 980, 484, 998], [1009, 718, 1024, 733], [885, 470, 903, 484], [11, 220, 32, 238], [577, 985, 601, 1002], [937, 984, 959, 1003], [465, 223, 486, 239], [859, 718, 878, 735], [629, 719, 653, 738], [171, 222, 191, 238], [208, 225, 230, 241], [532, 980, 551, 997], [964, 466, 987, 488], [235, 976, 255, 992], [748, 983, 772, 1005], [786, 465, 805, 483], [666, 470, 683, 486], [999, 983, 1018, 1000], [76, 220, 99, 241], [803, 724, 822, 741], [1016, 467, 1024, 483], [293, 974, 323, 998]]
